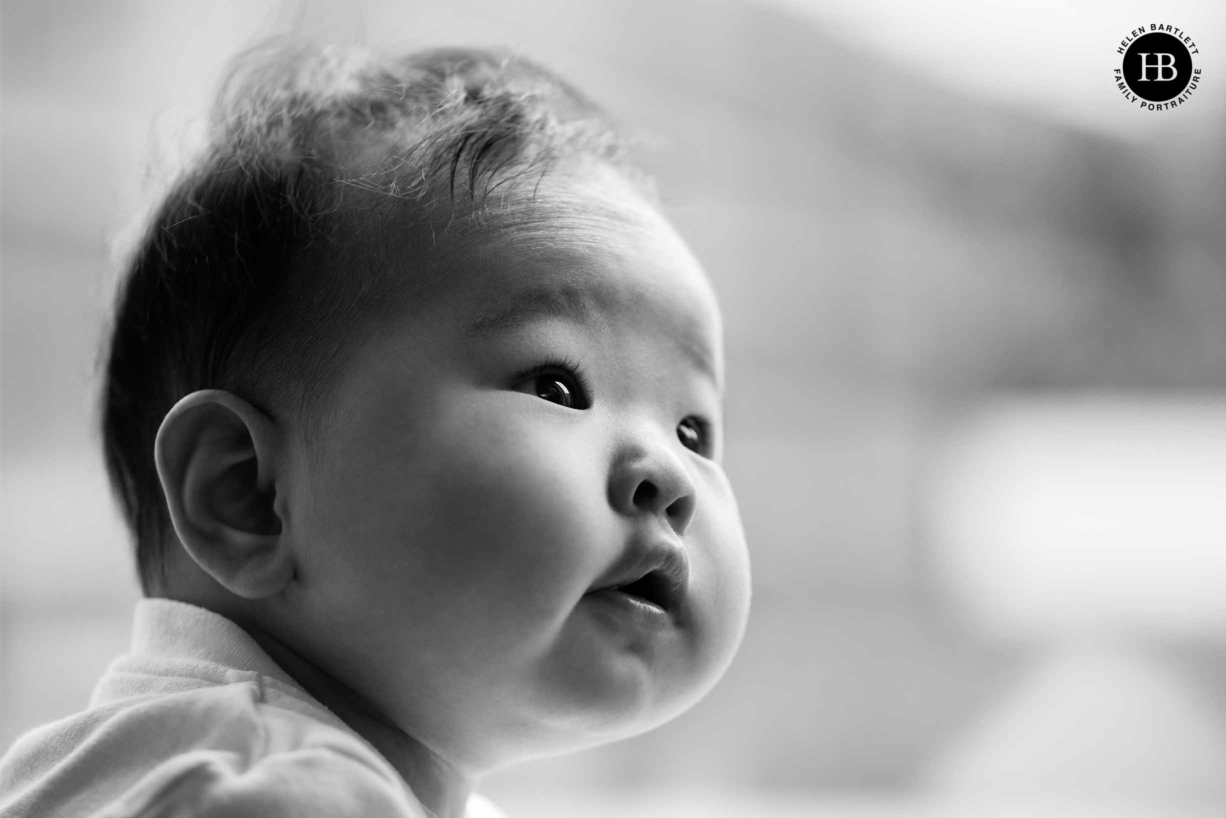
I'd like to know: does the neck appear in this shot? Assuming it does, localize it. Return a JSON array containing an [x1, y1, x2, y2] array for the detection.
[[239, 620, 476, 818]]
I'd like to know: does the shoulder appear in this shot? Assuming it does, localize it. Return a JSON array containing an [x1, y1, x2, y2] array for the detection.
[[1, 681, 425, 818], [98, 740, 429, 818]]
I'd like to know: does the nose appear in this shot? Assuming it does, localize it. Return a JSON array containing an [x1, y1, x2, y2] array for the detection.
[[609, 432, 697, 535]]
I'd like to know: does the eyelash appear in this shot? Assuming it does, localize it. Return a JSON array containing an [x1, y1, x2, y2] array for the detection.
[[512, 356, 716, 458], [512, 356, 593, 407]]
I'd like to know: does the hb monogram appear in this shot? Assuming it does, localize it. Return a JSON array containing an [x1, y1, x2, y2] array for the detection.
[[1137, 53, 1179, 81]]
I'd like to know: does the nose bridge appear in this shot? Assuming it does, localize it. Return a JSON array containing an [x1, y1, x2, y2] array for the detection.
[[609, 417, 697, 533]]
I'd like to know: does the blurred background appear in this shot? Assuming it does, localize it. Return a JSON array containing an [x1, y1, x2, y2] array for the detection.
[[4, 1, 1226, 816]]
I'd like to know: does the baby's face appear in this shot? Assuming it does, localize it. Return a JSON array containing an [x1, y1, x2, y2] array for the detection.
[[282, 168, 750, 768]]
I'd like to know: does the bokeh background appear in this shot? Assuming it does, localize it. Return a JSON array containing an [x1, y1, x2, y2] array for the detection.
[[4, 1, 1226, 816]]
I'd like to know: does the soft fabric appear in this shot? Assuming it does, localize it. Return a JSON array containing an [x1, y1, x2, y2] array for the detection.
[[0, 599, 506, 818]]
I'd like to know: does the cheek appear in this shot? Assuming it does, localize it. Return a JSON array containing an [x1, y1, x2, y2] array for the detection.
[[689, 471, 752, 666], [307, 397, 613, 632], [425, 427, 606, 611]]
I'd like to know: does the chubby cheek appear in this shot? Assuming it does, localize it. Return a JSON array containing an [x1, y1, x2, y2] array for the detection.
[[306, 396, 611, 665], [423, 422, 607, 630], [683, 471, 752, 689]]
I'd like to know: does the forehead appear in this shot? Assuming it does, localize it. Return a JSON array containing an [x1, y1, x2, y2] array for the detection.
[[431, 173, 724, 386]]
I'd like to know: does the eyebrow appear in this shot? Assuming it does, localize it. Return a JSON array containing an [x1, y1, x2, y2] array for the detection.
[[464, 285, 601, 338], [464, 282, 724, 393]]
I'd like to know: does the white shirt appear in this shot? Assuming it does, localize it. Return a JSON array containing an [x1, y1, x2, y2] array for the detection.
[[0, 599, 506, 818]]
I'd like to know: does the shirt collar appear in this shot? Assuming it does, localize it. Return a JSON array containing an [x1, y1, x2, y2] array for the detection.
[[131, 597, 307, 693]]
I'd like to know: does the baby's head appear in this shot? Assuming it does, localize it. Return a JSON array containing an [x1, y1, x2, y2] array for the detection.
[[102, 41, 750, 777]]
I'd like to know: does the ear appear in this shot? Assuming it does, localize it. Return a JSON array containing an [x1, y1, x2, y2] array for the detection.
[[154, 389, 294, 600]]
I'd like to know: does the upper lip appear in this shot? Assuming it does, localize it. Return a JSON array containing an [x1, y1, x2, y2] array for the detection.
[[588, 536, 690, 613]]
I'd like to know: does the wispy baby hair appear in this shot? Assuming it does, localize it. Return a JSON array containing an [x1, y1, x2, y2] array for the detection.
[[100, 39, 639, 595]]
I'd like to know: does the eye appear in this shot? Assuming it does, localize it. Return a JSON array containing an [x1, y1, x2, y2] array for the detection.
[[529, 374, 579, 408], [512, 358, 591, 410], [677, 416, 709, 455]]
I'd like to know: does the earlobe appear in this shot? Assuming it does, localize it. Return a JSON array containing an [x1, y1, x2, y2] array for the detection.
[[155, 389, 295, 600]]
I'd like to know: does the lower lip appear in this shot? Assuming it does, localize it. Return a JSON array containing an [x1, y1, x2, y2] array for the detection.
[[583, 588, 676, 630]]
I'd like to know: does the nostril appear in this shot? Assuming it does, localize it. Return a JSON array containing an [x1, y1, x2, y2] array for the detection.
[[632, 480, 659, 509], [666, 494, 696, 533], [629, 477, 695, 533]]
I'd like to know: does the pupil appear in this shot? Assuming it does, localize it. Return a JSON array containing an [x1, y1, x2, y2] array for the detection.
[[677, 420, 700, 452], [539, 378, 572, 407]]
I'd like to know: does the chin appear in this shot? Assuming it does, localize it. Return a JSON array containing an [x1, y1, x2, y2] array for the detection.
[[541, 658, 714, 748], [508, 598, 748, 760]]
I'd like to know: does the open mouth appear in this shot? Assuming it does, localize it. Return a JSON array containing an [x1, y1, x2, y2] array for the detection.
[[610, 570, 682, 612], [588, 541, 689, 617]]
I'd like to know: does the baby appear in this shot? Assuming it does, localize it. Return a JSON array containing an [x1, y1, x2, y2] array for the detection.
[[0, 41, 751, 818]]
